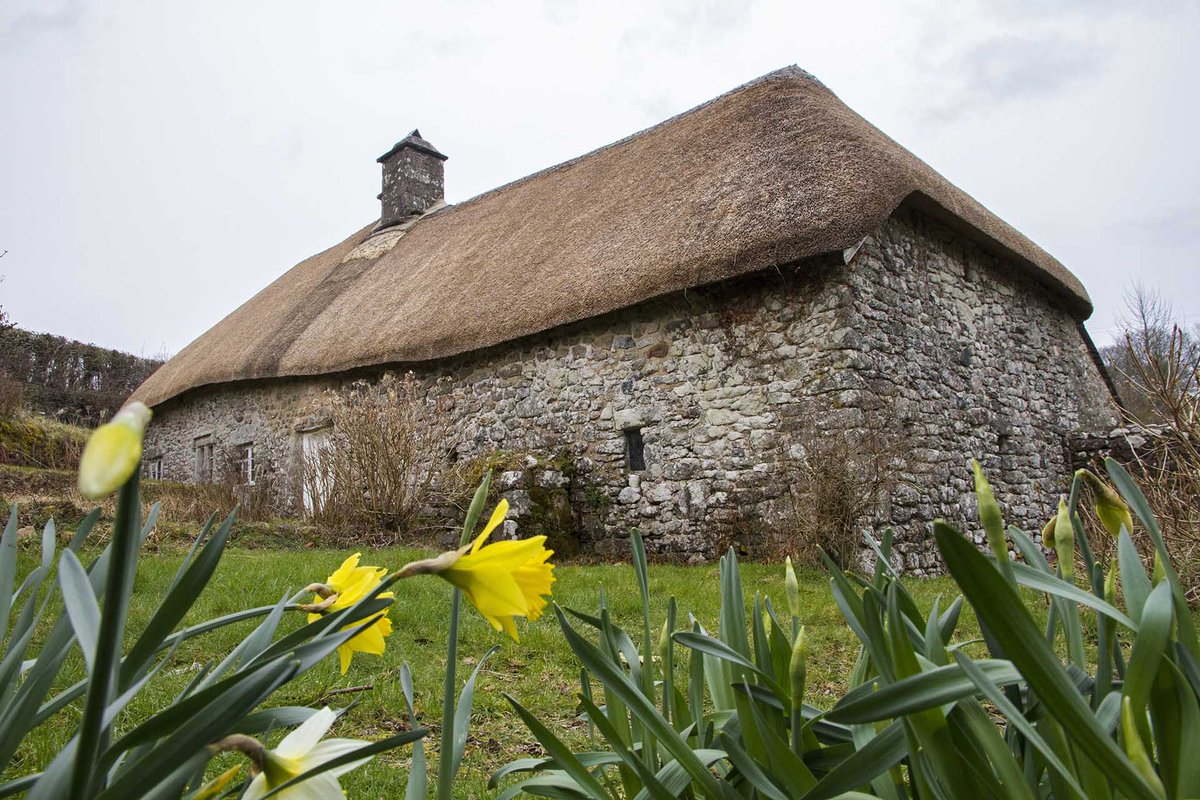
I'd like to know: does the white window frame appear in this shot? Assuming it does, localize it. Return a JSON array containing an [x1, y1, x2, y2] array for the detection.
[[237, 443, 256, 486], [194, 439, 214, 483], [146, 457, 163, 481]]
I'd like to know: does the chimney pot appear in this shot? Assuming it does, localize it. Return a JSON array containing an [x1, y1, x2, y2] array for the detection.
[[376, 129, 447, 230]]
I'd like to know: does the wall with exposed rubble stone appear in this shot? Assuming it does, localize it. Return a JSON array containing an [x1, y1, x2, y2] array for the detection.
[[144, 206, 1119, 569], [841, 208, 1119, 571]]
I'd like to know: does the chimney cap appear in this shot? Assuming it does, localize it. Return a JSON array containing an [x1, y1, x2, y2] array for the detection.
[[377, 129, 448, 163]]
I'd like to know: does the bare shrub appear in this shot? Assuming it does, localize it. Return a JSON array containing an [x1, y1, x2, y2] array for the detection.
[[1103, 286, 1200, 424], [765, 424, 904, 569], [166, 445, 280, 524], [299, 373, 455, 542], [1107, 288, 1200, 599], [220, 445, 278, 522]]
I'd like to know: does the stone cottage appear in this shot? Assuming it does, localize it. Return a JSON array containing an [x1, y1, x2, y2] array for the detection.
[[131, 67, 1119, 569]]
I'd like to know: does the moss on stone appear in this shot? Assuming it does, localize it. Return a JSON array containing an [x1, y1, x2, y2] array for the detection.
[[454, 449, 581, 557], [457, 449, 528, 492], [583, 484, 611, 511], [524, 484, 580, 558]]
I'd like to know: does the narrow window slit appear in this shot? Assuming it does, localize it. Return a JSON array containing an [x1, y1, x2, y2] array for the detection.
[[624, 427, 646, 472]]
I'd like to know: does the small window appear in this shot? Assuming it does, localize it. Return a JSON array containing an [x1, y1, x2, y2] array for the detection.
[[235, 443, 256, 486], [145, 457, 163, 481], [194, 439, 214, 483], [624, 427, 646, 472]]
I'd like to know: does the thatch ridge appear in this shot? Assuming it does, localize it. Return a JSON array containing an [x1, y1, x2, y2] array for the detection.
[[437, 66, 824, 216], [133, 66, 1092, 408]]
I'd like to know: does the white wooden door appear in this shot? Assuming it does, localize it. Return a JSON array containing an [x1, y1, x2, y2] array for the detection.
[[301, 429, 331, 516]]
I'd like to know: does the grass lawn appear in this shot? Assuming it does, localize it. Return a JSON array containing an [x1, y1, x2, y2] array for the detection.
[[4, 538, 970, 798]]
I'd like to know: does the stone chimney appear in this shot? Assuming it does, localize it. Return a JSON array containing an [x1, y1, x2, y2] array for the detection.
[[376, 129, 447, 230]]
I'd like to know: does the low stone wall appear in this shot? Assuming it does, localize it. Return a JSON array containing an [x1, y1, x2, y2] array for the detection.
[[1067, 424, 1190, 480], [144, 208, 1119, 569]]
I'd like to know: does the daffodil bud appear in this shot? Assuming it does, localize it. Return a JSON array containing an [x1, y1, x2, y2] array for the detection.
[[658, 617, 672, 665], [1053, 497, 1075, 582], [971, 460, 1008, 563], [1121, 696, 1166, 797], [1040, 514, 1056, 549], [1151, 550, 1166, 586], [1076, 469, 1134, 539], [790, 626, 807, 705], [77, 402, 151, 499], [1105, 562, 1118, 605], [785, 556, 800, 619]]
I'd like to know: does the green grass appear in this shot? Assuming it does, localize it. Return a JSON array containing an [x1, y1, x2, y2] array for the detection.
[[3, 538, 968, 798]]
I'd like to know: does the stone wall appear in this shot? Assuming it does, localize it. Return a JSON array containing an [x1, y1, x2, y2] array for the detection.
[[1070, 426, 1166, 472], [843, 208, 1119, 570], [144, 206, 1119, 569]]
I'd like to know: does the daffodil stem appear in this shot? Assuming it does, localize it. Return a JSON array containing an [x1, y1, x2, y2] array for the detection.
[[71, 469, 141, 799], [209, 734, 265, 773], [437, 587, 462, 800], [436, 472, 489, 799]]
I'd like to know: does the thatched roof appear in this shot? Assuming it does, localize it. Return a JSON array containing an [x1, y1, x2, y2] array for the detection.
[[133, 66, 1091, 408]]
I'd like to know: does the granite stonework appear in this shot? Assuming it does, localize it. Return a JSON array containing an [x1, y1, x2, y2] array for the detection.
[[144, 208, 1119, 570]]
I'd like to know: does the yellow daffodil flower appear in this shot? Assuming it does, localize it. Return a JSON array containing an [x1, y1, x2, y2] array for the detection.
[[243, 707, 373, 800], [308, 553, 394, 674], [77, 402, 152, 499], [397, 499, 555, 640]]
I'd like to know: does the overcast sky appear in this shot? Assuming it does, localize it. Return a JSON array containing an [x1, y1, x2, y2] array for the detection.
[[1, 0, 1197, 358]]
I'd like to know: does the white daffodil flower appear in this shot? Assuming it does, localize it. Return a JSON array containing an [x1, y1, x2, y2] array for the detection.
[[243, 707, 372, 800]]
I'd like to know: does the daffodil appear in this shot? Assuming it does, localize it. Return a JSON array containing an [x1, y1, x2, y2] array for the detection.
[[307, 553, 394, 674], [790, 626, 807, 704], [1076, 468, 1135, 539], [1040, 513, 1057, 549], [971, 459, 1008, 562], [784, 556, 800, 619], [1052, 496, 1075, 581], [242, 707, 373, 800], [397, 499, 555, 640], [1121, 696, 1166, 798], [77, 402, 152, 499]]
